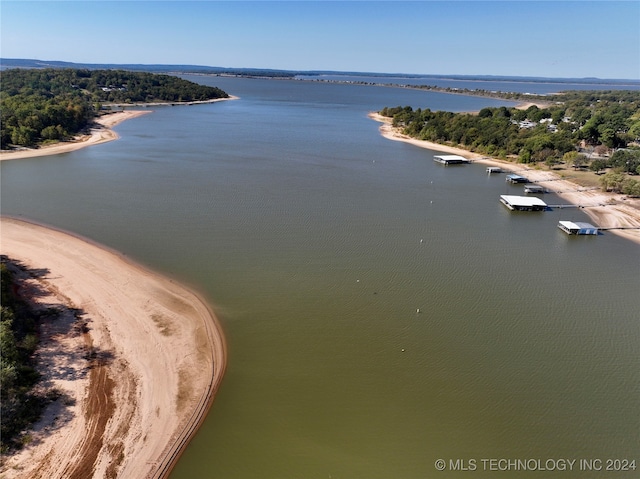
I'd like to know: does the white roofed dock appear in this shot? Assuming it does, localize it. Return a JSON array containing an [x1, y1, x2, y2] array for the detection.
[[500, 195, 547, 211], [558, 221, 599, 235], [433, 155, 469, 165]]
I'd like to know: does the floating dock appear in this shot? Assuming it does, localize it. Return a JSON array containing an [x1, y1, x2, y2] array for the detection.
[[523, 184, 546, 194], [500, 195, 548, 211], [558, 221, 599, 235], [506, 174, 528, 184], [486, 166, 503, 173], [433, 155, 469, 165]]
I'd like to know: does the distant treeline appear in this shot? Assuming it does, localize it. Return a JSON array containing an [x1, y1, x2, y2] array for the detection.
[[0, 58, 301, 77], [6, 59, 640, 86], [400, 83, 640, 105], [0, 68, 228, 148]]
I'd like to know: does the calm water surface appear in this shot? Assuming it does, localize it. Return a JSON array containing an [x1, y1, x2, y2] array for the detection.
[[1, 77, 639, 478]]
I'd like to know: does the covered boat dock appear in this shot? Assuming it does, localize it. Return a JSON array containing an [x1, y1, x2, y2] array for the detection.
[[433, 155, 470, 165], [500, 195, 548, 211], [558, 221, 599, 235], [506, 174, 528, 184], [524, 184, 546, 194]]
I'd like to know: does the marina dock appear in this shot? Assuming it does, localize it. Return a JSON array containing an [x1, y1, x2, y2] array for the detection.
[[558, 221, 599, 235], [500, 195, 548, 211], [506, 174, 528, 184], [433, 155, 469, 165], [523, 184, 546, 194]]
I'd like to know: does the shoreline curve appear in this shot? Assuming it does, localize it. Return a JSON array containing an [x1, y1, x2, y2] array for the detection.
[[369, 112, 640, 245], [0, 216, 227, 479], [0, 111, 151, 161], [0, 96, 238, 162]]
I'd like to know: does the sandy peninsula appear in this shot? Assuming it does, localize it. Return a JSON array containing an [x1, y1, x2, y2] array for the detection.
[[0, 217, 226, 479], [370, 112, 640, 245], [0, 111, 152, 161], [0, 96, 237, 162]]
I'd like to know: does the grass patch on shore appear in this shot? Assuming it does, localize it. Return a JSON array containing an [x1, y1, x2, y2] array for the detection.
[[555, 168, 603, 188]]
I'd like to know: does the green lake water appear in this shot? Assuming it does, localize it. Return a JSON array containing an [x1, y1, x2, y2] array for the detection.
[[1, 77, 638, 478]]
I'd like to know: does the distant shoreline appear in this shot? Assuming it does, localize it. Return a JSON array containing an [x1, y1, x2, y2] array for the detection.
[[0, 96, 238, 162], [369, 112, 640, 245], [103, 94, 239, 108]]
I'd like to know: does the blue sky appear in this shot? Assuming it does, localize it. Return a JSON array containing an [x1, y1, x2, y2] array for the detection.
[[1, 1, 638, 79]]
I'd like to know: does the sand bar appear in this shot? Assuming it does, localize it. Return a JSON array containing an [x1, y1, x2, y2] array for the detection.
[[0, 217, 226, 479], [370, 113, 640, 245]]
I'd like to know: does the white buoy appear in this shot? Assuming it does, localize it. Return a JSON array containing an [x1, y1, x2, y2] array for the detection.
[[402, 349, 405, 352], [416, 308, 421, 313]]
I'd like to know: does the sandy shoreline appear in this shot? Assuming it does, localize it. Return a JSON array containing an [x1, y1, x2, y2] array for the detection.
[[104, 95, 239, 109], [0, 217, 226, 479], [0, 96, 238, 162], [0, 111, 152, 161], [369, 112, 640, 245]]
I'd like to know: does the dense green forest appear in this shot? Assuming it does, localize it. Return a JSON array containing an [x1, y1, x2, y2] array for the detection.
[[0, 68, 229, 148], [380, 90, 640, 194], [0, 259, 47, 453]]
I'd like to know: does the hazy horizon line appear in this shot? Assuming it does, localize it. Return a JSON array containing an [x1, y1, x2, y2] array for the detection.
[[2, 57, 639, 84]]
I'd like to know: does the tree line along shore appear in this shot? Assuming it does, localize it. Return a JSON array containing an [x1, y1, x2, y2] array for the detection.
[[1, 258, 44, 454], [3, 67, 637, 194], [0, 68, 229, 149], [378, 88, 640, 196]]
